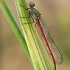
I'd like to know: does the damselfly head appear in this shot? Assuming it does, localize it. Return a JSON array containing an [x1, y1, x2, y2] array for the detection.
[[28, 1, 35, 8]]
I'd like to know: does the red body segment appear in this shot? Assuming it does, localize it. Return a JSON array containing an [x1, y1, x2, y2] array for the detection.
[[36, 19, 56, 70]]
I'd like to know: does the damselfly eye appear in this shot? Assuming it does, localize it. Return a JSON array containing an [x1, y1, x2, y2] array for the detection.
[[28, 1, 35, 7]]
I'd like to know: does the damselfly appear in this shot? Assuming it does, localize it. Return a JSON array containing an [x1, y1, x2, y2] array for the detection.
[[19, 2, 63, 70]]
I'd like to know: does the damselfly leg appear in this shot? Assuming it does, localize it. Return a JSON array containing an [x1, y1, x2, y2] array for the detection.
[[19, 4, 34, 24]]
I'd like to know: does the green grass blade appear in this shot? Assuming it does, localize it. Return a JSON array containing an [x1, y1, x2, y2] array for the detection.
[[14, 0, 54, 70], [0, 0, 31, 61]]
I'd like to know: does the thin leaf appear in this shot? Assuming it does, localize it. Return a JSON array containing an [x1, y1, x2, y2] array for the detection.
[[0, 0, 31, 61], [14, 0, 54, 70]]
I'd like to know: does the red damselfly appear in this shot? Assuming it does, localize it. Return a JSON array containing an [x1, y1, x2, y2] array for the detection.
[[19, 2, 63, 70]]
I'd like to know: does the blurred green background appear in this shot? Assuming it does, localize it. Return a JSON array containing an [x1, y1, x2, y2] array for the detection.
[[0, 0, 70, 70]]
